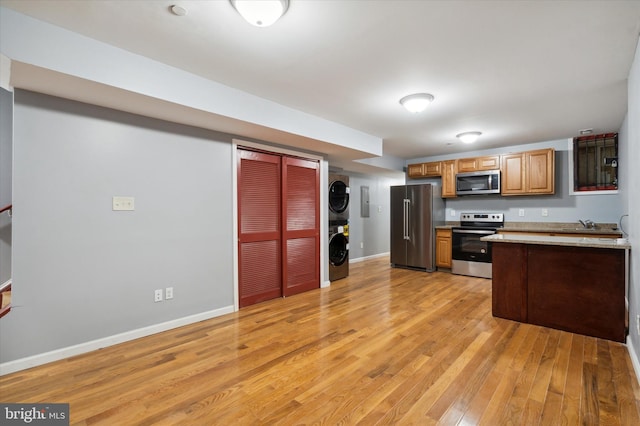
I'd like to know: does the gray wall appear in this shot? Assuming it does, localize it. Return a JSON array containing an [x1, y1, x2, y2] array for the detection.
[[0, 90, 234, 362], [345, 173, 404, 260], [0, 88, 12, 285]]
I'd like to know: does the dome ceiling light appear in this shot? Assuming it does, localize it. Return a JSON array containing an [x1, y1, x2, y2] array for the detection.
[[230, 0, 290, 27], [170, 5, 188, 16], [456, 131, 482, 144], [399, 93, 435, 113]]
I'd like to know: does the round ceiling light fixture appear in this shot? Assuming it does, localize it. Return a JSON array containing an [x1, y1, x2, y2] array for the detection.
[[456, 131, 482, 144], [399, 93, 435, 113], [170, 5, 188, 16], [230, 0, 289, 27]]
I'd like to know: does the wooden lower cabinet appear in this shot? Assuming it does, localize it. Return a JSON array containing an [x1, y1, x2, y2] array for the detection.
[[492, 242, 626, 342], [492, 244, 527, 321], [435, 229, 452, 268]]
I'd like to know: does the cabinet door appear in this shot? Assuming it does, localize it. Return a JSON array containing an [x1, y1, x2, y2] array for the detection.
[[456, 158, 478, 173], [441, 160, 457, 198], [423, 161, 442, 176], [435, 229, 452, 268], [501, 153, 526, 195], [407, 163, 424, 178], [477, 155, 500, 171], [492, 243, 527, 321], [458, 155, 500, 173], [526, 149, 554, 194]]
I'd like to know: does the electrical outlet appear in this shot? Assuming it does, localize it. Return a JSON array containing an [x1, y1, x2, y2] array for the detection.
[[450, 209, 456, 217], [519, 209, 525, 217], [541, 208, 548, 217], [154, 289, 163, 302], [637, 315, 640, 335], [165, 287, 174, 300], [113, 196, 135, 211], [360, 242, 364, 249]]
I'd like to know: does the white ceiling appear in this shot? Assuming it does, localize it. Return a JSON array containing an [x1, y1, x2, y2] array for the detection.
[[1, 0, 639, 163]]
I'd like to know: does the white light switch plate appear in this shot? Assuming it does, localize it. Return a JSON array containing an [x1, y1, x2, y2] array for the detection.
[[113, 196, 135, 211]]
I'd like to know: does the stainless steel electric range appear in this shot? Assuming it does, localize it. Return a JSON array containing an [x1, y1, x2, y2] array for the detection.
[[451, 212, 504, 279]]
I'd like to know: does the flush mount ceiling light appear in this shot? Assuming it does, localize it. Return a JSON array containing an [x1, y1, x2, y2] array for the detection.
[[170, 5, 188, 16], [230, 0, 289, 27], [399, 93, 435, 113], [456, 131, 482, 144]]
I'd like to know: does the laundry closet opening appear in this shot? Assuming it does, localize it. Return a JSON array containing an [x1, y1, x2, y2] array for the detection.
[[237, 147, 320, 308]]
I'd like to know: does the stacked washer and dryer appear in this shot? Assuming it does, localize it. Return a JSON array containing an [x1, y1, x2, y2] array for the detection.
[[328, 174, 350, 281]]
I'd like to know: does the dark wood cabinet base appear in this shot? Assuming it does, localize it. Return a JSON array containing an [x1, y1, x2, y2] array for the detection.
[[492, 243, 626, 342]]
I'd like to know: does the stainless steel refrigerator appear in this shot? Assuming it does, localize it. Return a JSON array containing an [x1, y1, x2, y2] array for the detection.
[[390, 184, 445, 271]]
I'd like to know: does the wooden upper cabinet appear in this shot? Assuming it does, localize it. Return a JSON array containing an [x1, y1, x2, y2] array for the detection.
[[407, 161, 441, 178], [423, 161, 442, 176], [501, 153, 526, 195], [441, 160, 457, 198], [526, 149, 554, 194], [501, 148, 555, 196], [407, 149, 553, 197], [457, 155, 500, 173], [407, 163, 424, 178]]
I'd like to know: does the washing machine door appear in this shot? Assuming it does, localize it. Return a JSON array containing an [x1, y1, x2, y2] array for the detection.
[[329, 179, 349, 214], [329, 232, 349, 266]]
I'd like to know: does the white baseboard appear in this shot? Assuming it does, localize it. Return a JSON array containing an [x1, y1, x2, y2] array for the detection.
[[627, 336, 640, 385], [0, 305, 234, 376], [350, 252, 390, 264]]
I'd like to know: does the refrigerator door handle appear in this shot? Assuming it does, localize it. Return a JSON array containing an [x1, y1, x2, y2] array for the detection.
[[404, 198, 410, 240]]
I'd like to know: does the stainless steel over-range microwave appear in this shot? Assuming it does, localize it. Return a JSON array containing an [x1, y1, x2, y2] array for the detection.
[[456, 170, 500, 195]]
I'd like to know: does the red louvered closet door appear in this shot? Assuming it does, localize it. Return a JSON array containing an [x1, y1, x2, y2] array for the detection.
[[282, 156, 320, 297], [237, 148, 319, 307], [237, 149, 282, 308]]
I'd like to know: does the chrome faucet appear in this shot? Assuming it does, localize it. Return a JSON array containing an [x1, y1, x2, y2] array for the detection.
[[579, 219, 596, 229]]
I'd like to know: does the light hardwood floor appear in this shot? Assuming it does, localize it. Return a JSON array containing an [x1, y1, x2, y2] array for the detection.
[[2, 256, 640, 425]]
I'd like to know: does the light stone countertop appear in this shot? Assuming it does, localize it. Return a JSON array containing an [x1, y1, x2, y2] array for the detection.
[[498, 222, 622, 236], [437, 222, 623, 235], [481, 233, 631, 250]]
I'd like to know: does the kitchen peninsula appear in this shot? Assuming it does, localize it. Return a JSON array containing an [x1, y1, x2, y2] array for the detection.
[[482, 234, 631, 342]]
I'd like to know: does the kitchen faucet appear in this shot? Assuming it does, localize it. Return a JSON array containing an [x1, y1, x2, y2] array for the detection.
[[578, 219, 596, 229]]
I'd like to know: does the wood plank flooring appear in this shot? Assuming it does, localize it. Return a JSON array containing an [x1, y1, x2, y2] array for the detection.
[[2, 256, 639, 425]]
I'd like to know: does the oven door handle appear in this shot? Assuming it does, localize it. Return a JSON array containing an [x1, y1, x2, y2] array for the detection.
[[452, 229, 496, 235]]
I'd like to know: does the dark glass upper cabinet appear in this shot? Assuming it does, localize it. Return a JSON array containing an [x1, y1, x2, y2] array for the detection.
[[573, 132, 618, 192]]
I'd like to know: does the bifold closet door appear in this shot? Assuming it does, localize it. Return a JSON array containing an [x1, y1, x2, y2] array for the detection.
[[282, 156, 319, 297], [237, 149, 282, 308], [237, 149, 320, 308]]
